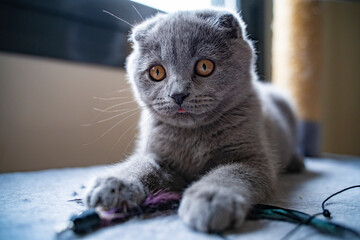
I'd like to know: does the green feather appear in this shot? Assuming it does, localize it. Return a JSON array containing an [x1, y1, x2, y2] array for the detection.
[[248, 204, 360, 238]]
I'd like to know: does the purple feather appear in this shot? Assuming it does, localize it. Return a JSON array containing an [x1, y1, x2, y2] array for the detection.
[[101, 191, 181, 226], [141, 190, 181, 211]]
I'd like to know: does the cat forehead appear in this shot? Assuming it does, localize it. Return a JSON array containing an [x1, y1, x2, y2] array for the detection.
[[131, 9, 245, 45]]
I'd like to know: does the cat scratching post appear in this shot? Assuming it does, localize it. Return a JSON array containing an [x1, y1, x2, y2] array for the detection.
[[272, 0, 323, 156]]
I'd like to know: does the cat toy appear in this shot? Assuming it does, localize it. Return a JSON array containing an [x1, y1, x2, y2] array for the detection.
[[57, 191, 180, 235], [58, 186, 360, 239]]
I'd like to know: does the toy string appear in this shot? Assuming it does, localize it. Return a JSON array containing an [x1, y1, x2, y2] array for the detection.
[[65, 185, 360, 238], [321, 185, 360, 218], [278, 184, 360, 240]]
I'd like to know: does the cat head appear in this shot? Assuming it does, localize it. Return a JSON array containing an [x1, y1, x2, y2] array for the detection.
[[126, 9, 256, 128]]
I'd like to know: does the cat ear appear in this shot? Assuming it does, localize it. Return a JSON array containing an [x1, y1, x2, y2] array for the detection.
[[196, 10, 246, 39], [132, 28, 147, 42], [131, 22, 154, 43], [216, 12, 246, 39], [130, 14, 164, 43]]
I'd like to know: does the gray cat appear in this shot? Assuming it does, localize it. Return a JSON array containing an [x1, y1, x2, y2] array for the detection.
[[85, 9, 303, 232]]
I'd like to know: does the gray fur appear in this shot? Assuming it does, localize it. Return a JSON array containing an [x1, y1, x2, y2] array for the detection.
[[85, 9, 303, 232]]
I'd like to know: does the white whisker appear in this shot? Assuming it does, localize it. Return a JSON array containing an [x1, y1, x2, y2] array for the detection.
[[82, 108, 139, 127], [212, 109, 233, 123], [102, 88, 132, 96], [201, 105, 234, 124], [88, 106, 133, 124], [123, 113, 153, 154], [132, 4, 144, 20], [110, 117, 140, 153], [83, 111, 139, 146], [93, 108, 133, 113], [102, 100, 138, 111], [93, 96, 130, 101], [116, 88, 132, 93], [102, 10, 134, 28]]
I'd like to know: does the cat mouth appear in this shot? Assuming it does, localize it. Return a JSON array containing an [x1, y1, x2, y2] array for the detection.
[[177, 108, 187, 113]]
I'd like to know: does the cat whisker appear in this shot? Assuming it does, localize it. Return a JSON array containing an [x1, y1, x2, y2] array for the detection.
[[110, 124, 135, 154], [122, 125, 140, 154], [93, 108, 133, 113], [201, 105, 233, 124], [102, 100, 138, 111], [127, 113, 153, 152], [83, 111, 139, 146], [109, 114, 143, 154], [120, 124, 140, 154], [102, 10, 134, 28], [89, 104, 135, 123], [93, 93, 145, 103], [93, 96, 130, 101], [82, 108, 140, 127], [115, 88, 132, 93], [94, 88, 132, 100], [212, 109, 233, 124], [132, 4, 144, 21], [108, 108, 154, 157]]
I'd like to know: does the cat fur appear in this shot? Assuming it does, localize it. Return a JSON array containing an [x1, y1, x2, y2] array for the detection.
[[85, 9, 303, 232]]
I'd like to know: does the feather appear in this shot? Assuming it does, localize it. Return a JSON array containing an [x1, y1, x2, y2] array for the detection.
[[248, 204, 360, 239]]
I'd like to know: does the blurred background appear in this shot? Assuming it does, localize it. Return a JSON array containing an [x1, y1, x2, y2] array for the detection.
[[0, 0, 359, 173]]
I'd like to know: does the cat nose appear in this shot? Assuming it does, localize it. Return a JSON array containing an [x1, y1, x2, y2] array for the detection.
[[169, 93, 189, 106]]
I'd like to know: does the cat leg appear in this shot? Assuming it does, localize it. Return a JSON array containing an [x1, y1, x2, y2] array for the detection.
[[85, 153, 181, 209], [178, 160, 274, 232], [285, 154, 305, 173]]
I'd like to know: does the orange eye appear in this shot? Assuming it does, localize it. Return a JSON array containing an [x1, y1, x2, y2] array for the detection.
[[195, 59, 215, 77], [149, 65, 166, 81]]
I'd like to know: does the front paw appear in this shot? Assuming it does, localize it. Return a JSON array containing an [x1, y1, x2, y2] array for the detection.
[[84, 176, 146, 209], [178, 187, 248, 232]]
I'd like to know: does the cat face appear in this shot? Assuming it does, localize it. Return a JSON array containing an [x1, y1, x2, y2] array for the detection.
[[126, 10, 255, 128]]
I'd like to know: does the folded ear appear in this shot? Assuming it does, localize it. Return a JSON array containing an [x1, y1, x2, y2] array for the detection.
[[195, 10, 246, 39], [217, 12, 245, 39], [130, 13, 164, 43], [131, 22, 155, 43], [131, 27, 147, 42]]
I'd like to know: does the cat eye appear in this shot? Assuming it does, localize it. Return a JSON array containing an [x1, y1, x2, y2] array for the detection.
[[195, 59, 215, 77], [149, 65, 166, 81]]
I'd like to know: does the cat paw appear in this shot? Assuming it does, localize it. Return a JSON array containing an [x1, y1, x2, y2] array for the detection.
[[178, 187, 248, 232], [84, 176, 146, 210]]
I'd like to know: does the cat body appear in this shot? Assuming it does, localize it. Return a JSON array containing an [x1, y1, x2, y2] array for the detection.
[[85, 9, 303, 232]]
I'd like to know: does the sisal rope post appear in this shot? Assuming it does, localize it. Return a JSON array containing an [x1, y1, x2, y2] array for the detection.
[[272, 0, 324, 156]]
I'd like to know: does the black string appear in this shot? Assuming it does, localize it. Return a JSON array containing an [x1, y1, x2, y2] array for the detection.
[[279, 212, 323, 240], [321, 185, 360, 218], [280, 185, 360, 240]]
